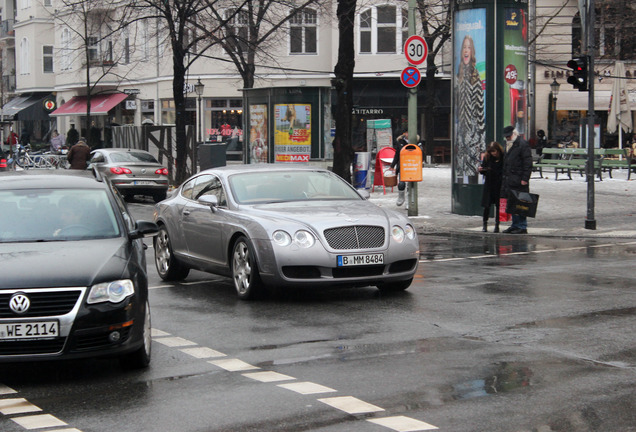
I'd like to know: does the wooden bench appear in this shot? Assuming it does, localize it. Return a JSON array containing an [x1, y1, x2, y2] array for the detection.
[[599, 148, 633, 180], [533, 147, 602, 180]]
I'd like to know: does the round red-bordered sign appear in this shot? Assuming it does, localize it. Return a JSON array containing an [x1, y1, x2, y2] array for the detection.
[[401, 67, 421, 88], [404, 35, 428, 66], [504, 64, 518, 85], [43, 99, 56, 112]]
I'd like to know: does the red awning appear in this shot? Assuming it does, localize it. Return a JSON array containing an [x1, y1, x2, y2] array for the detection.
[[50, 93, 128, 116]]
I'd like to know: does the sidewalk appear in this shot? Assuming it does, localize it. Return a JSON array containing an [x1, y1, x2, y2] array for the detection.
[[368, 164, 636, 238]]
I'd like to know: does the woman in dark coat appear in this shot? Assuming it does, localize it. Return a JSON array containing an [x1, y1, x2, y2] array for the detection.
[[478, 141, 504, 232]]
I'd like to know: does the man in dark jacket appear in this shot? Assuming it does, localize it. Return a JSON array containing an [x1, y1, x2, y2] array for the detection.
[[67, 138, 91, 170], [501, 126, 533, 234]]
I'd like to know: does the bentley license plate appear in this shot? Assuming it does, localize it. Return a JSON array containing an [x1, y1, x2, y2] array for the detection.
[[0, 321, 59, 340], [337, 253, 384, 267]]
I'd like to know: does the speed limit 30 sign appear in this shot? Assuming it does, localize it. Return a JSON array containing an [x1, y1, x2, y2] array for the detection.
[[404, 35, 428, 66]]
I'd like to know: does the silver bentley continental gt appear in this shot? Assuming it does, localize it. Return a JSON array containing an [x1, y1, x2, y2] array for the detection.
[[153, 165, 419, 299]]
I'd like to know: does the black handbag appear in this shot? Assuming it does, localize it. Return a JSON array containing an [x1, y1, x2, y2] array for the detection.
[[506, 190, 539, 218]]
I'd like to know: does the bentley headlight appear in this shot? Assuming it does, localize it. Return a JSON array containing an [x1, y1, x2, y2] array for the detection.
[[405, 224, 416, 240], [294, 230, 315, 248], [273, 230, 292, 246], [87, 279, 134, 304], [391, 225, 405, 243]]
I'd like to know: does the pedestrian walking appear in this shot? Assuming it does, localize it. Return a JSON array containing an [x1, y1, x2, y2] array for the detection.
[[478, 141, 504, 232], [49, 130, 65, 153], [390, 130, 409, 206], [67, 138, 91, 170], [501, 126, 533, 234]]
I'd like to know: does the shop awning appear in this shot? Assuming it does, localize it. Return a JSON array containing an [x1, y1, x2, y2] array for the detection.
[[1, 94, 53, 120], [556, 90, 636, 111], [50, 93, 128, 116]]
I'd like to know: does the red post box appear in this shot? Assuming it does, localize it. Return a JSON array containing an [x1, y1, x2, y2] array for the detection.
[[399, 144, 422, 182]]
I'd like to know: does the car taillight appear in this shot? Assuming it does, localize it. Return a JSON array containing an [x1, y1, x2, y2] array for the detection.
[[110, 167, 132, 175], [155, 168, 169, 175]]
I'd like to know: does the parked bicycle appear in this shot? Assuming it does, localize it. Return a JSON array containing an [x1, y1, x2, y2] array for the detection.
[[15, 144, 70, 170]]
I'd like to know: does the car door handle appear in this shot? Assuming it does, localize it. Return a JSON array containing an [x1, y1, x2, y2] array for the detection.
[[183, 210, 191, 216]]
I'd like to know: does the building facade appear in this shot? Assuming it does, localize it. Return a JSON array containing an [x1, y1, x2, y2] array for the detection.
[[1, 0, 632, 159]]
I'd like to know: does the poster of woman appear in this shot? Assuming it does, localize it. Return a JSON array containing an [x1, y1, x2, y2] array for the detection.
[[454, 9, 486, 184]]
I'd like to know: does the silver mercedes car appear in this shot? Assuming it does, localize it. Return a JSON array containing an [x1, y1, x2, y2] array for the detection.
[[153, 165, 419, 299]]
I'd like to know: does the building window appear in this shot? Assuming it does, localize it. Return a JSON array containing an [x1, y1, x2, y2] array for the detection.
[[61, 28, 71, 70], [88, 36, 99, 62], [226, 8, 248, 53], [20, 38, 29, 74], [572, 11, 636, 60], [358, 6, 407, 54], [290, 8, 317, 54], [122, 28, 130, 64], [44, 0, 51, 6], [43, 45, 53, 73]]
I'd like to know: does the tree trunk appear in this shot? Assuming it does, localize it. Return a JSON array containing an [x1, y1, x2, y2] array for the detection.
[[332, 0, 356, 183], [172, 51, 188, 185]]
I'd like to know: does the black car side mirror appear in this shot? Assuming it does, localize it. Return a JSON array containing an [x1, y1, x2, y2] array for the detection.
[[129, 220, 159, 239]]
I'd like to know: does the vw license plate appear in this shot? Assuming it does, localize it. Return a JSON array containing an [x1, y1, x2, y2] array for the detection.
[[0, 321, 59, 340], [133, 180, 154, 185], [337, 253, 384, 267]]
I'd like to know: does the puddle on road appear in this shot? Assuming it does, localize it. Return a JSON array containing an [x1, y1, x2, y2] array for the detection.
[[453, 361, 533, 400]]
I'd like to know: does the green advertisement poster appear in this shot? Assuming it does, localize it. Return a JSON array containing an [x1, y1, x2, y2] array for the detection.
[[502, 8, 528, 139]]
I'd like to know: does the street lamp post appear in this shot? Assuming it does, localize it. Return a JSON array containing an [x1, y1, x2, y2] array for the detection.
[[194, 79, 205, 143], [550, 78, 560, 143], [550, 78, 561, 140]]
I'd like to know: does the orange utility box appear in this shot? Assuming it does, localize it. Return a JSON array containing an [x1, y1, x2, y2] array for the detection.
[[399, 144, 423, 182]]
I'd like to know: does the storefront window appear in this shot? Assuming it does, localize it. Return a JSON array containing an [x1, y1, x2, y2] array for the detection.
[[205, 99, 243, 152]]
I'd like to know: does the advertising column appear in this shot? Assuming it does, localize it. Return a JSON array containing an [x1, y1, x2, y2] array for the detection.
[[451, 0, 527, 216]]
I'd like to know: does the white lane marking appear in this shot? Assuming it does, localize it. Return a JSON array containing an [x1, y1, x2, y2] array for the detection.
[[11, 413, 67, 429], [180, 347, 226, 359], [151, 328, 171, 337], [149, 285, 174, 290], [153, 337, 197, 347], [317, 396, 384, 414], [208, 358, 260, 372], [0, 384, 17, 395], [277, 381, 337, 395], [0, 398, 41, 415], [242, 371, 295, 383], [419, 241, 634, 263], [368, 416, 439, 431], [181, 279, 222, 286]]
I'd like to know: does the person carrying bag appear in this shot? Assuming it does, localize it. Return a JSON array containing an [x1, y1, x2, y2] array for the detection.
[[501, 126, 534, 234]]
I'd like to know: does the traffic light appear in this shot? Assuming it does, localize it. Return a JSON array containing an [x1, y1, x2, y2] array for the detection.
[[567, 56, 588, 91]]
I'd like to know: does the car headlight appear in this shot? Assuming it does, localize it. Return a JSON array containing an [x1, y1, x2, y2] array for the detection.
[[87, 279, 135, 304], [391, 225, 405, 243], [294, 230, 315, 248], [405, 224, 416, 240], [273, 230, 292, 246]]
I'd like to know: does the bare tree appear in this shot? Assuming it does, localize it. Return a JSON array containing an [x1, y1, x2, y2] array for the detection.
[[200, 0, 327, 89], [416, 0, 451, 159], [53, 0, 138, 146]]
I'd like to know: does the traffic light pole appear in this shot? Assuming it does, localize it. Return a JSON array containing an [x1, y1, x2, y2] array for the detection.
[[585, 0, 596, 230]]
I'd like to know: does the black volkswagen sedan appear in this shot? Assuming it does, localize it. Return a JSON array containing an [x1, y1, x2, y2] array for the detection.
[[0, 171, 158, 368]]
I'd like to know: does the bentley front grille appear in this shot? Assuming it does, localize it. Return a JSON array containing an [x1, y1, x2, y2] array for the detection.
[[323, 225, 385, 250]]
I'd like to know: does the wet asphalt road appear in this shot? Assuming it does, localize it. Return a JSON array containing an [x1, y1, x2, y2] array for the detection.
[[1, 200, 635, 432]]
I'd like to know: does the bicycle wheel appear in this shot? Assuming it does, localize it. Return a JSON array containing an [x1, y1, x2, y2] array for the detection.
[[16, 155, 32, 169]]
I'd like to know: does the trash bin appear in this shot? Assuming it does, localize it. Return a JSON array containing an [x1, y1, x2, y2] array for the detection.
[[353, 152, 371, 189], [198, 142, 227, 170]]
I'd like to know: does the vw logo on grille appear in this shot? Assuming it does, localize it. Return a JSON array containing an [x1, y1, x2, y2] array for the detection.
[[9, 293, 31, 314], [141, 168, 146, 174]]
